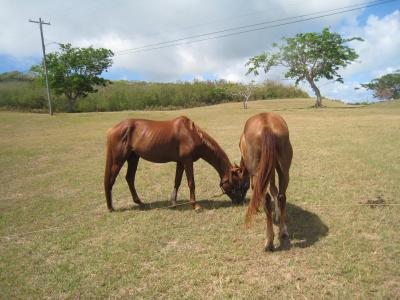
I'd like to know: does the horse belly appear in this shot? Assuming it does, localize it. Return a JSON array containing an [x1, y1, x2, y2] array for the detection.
[[242, 137, 261, 176], [132, 143, 178, 163]]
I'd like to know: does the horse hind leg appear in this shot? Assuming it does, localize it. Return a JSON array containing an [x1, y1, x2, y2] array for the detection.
[[264, 193, 274, 251], [276, 162, 289, 239], [126, 153, 144, 207], [105, 159, 125, 212], [270, 173, 280, 224], [170, 162, 184, 206]]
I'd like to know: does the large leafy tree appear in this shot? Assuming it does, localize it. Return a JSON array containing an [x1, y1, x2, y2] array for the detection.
[[31, 43, 113, 112], [361, 71, 400, 100], [246, 28, 362, 107]]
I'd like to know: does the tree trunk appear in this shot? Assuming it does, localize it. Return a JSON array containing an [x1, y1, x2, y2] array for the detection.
[[243, 97, 248, 109], [67, 96, 76, 112], [308, 79, 323, 108]]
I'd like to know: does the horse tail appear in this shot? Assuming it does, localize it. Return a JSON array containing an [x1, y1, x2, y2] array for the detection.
[[104, 128, 114, 211], [245, 128, 276, 225]]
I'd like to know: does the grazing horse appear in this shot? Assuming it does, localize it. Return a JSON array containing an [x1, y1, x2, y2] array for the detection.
[[239, 112, 293, 251], [104, 116, 245, 212]]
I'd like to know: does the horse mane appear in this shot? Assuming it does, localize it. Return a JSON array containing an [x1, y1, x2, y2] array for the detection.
[[194, 124, 231, 170]]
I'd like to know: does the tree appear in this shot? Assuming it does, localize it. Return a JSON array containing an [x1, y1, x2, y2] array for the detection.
[[233, 81, 254, 109], [361, 71, 400, 100], [31, 43, 113, 112], [246, 28, 362, 107]]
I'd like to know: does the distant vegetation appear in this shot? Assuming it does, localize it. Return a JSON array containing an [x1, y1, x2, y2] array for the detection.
[[0, 72, 308, 112], [0, 71, 34, 82], [0, 71, 47, 111]]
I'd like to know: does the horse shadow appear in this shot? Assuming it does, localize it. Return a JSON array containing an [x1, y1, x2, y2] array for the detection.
[[114, 198, 235, 212], [115, 200, 328, 250], [276, 202, 329, 251]]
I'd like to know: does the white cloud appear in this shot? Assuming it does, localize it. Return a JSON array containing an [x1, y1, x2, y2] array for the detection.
[[373, 66, 400, 78], [340, 10, 400, 75], [321, 10, 400, 102]]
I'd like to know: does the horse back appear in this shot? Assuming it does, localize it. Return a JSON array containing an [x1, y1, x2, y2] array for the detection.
[[108, 116, 202, 163], [240, 112, 291, 175]]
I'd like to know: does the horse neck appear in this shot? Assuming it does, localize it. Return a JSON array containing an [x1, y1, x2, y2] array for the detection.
[[197, 131, 231, 179]]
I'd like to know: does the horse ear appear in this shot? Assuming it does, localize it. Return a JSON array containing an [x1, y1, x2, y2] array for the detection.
[[230, 166, 239, 183]]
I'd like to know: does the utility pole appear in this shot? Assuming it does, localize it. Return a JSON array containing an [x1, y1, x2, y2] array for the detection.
[[29, 18, 53, 115]]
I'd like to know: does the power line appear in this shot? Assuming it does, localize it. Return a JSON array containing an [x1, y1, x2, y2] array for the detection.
[[29, 17, 53, 116], [116, 0, 375, 54], [130, 1, 301, 41], [114, 0, 397, 56], [115, 0, 394, 55], [31, 0, 396, 59]]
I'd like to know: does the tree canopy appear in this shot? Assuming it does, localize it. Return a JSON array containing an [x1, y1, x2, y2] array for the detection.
[[246, 28, 363, 107], [31, 43, 113, 112], [361, 71, 400, 100]]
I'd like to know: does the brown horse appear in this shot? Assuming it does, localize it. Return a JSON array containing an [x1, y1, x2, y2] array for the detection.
[[104, 116, 245, 212], [239, 112, 293, 251]]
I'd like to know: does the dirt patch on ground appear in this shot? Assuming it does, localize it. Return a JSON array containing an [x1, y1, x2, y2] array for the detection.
[[362, 195, 387, 208]]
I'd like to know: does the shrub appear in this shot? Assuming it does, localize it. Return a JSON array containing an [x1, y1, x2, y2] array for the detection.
[[0, 77, 308, 112]]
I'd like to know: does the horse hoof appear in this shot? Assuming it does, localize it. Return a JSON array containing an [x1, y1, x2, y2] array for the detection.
[[194, 205, 203, 212], [280, 232, 289, 239], [108, 208, 114, 213], [139, 204, 147, 210], [264, 243, 274, 252]]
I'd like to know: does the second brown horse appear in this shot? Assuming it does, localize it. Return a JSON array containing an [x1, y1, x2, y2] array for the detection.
[[104, 116, 246, 212], [239, 112, 293, 251]]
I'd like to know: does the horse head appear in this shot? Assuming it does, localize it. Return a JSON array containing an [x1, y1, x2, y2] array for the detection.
[[220, 163, 250, 204]]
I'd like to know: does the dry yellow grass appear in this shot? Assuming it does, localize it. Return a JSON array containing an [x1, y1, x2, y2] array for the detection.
[[0, 98, 399, 298]]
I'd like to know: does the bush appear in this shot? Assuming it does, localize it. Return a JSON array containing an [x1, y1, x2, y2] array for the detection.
[[0, 78, 308, 112]]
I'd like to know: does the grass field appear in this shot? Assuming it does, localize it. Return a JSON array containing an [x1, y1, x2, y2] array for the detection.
[[0, 98, 399, 299]]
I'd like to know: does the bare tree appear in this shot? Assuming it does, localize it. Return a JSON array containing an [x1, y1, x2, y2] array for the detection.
[[234, 81, 254, 109]]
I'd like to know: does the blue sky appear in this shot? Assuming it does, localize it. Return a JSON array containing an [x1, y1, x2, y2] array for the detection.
[[357, 0, 399, 22], [0, 54, 36, 73], [1, 0, 399, 102]]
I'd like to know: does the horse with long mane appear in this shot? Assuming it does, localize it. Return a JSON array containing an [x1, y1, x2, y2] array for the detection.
[[239, 112, 293, 251], [104, 116, 245, 211]]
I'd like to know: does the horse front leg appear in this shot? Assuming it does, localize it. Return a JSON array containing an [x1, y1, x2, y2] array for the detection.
[[264, 193, 274, 251], [170, 162, 184, 206], [184, 161, 202, 211]]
